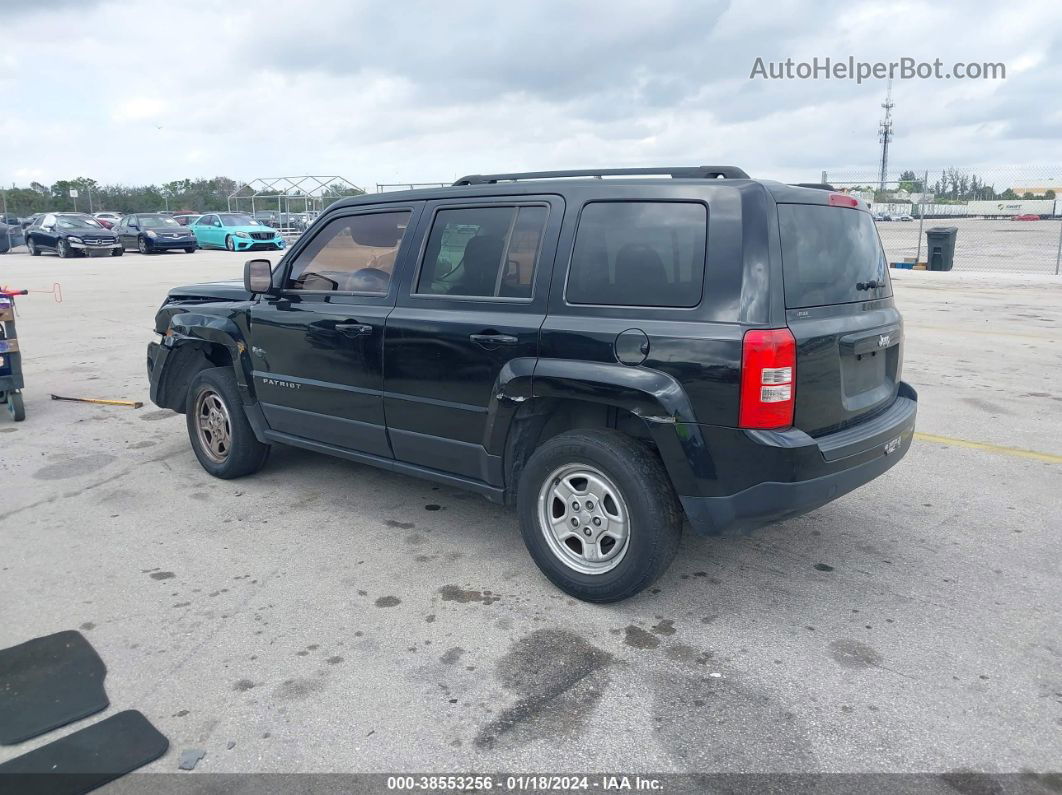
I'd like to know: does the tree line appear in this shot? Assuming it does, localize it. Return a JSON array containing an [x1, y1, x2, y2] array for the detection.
[[897, 169, 1054, 202], [843, 169, 1055, 203], [1, 176, 365, 216]]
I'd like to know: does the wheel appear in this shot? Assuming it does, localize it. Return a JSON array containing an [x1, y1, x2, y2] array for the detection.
[[112, 247, 123, 257], [225, 235, 235, 251], [185, 247, 196, 254], [57, 239, 72, 258], [517, 429, 682, 602], [7, 391, 25, 422], [27, 238, 39, 256], [138, 236, 151, 254], [185, 367, 269, 478]]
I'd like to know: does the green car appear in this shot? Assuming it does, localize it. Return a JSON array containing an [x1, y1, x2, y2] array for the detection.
[[191, 213, 285, 252]]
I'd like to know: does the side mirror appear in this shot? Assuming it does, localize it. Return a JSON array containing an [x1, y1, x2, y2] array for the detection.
[[244, 258, 275, 295]]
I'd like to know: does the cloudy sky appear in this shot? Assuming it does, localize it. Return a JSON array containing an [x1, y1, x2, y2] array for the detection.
[[1, 0, 1060, 190]]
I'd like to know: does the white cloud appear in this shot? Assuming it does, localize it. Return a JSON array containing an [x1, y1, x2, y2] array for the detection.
[[1, 0, 1060, 190]]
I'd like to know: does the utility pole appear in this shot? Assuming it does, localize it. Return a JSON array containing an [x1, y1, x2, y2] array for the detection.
[[916, 170, 928, 265], [878, 79, 894, 192]]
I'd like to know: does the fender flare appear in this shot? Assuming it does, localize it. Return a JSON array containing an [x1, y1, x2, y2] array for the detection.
[[488, 358, 713, 497], [160, 312, 255, 402]]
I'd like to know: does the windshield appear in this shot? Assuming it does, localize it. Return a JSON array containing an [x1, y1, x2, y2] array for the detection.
[[778, 204, 892, 308], [218, 214, 258, 226], [56, 216, 104, 230], [138, 215, 181, 228]]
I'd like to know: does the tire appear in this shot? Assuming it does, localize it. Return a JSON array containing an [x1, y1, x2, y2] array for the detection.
[[7, 391, 25, 422], [185, 367, 269, 479], [517, 429, 682, 602], [27, 238, 39, 256], [57, 239, 72, 258], [112, 247, 123, 257], [225, 235, 235, 251], [185, 247, 196, 254], [138, 236, 151, 254]]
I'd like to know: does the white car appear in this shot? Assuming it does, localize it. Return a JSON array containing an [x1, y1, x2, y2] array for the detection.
[[94, 212, 123, 226]]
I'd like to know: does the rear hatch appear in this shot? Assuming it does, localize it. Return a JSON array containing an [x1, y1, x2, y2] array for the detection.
[[778, 201, 902, 437]]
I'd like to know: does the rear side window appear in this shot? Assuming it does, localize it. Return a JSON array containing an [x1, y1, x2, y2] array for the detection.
[[778, 204, 891, 308], [415, 205, 547, 299], [566, 202, 707, 307]]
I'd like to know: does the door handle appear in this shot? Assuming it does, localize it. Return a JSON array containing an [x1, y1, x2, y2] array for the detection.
[[335, 323, 373, 337], [469, 333, 518, 346]]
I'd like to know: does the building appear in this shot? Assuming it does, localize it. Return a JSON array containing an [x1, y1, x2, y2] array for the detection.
[[1007, 183, 1058, 197]]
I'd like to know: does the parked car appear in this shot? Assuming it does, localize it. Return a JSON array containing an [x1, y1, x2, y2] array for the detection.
[[93, 211, 122, 228], [114, 214, 198, 254], [20, 213, 43, 230], [897, 214, 914, 221], [173, 214, 202, 227], [26, 213, 122, 258], [0, 221, 19, 253], [146, 166, 917, 602], [191, 213, 285, 252], [1012, 214, 1041, 221]]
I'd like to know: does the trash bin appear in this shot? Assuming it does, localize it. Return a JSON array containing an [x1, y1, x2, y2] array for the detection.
[[925, 226, 958, 271]]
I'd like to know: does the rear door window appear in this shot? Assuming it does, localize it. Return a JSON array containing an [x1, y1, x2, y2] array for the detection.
[[565, 202, 707, 307], [415, 205, 547, 299], [778, 204, 891, 308]]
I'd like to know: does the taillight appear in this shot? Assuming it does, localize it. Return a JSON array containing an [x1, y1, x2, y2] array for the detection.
[[739, 328, 796, 429]]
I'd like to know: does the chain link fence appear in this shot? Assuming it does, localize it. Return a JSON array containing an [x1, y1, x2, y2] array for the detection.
[[822, 168, 1062, 274]]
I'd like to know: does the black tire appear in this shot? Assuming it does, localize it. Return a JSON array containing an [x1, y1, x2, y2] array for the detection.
[[27, 238, 39, 256], [57, 239, 72, 258], [517, 429, 683, 603], [7, 391, 25, 422], [225, 235, 235, 252], [185, 247, 196, 253], [185, 367, 269, 479], [138, 236, 151, 254], [112, 247, 123, 257]]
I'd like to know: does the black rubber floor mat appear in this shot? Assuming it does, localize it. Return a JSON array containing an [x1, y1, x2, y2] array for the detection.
[[0, 710, 168, 795], [0, 630, 108, 745]]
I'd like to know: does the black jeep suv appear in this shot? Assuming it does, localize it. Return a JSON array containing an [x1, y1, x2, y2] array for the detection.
[[147, 166, 917, 602]]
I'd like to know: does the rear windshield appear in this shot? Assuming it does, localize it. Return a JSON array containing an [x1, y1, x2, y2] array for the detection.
[[778, 204, 891, 308]]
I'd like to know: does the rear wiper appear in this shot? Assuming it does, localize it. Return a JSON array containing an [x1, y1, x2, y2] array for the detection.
[[856, 279, 881, 291]]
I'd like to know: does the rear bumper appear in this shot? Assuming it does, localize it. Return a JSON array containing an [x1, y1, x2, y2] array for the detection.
[[680, 383, 917, 535]]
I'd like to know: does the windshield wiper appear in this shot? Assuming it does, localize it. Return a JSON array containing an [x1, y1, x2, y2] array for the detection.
[[856, 279, 881, 291]]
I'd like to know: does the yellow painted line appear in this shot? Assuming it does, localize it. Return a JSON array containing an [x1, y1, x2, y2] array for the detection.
[[914, 432, 1062, 464]]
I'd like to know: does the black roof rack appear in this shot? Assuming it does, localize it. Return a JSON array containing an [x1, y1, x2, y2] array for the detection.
[[452, 166, 750, 186], [791, 182, 836, 191]]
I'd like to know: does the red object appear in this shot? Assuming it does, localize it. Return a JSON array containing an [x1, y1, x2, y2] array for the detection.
[[95, 218, 114, 228], [1012, 214, 1040, 221], [738, 328, 796, 429], [828, 193, 860, 208]]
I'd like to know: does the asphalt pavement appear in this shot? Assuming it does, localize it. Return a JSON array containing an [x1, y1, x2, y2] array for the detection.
[[0, 248, 1059, 779]]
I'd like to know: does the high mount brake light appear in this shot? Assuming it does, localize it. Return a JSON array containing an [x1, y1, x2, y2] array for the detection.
[[828, 193, 860, 208], [739, 328, 796, 429]]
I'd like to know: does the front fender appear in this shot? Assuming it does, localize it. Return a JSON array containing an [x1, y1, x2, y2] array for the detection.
[[166, 311, 254, 398]]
